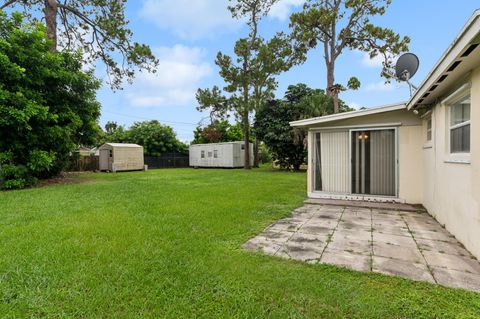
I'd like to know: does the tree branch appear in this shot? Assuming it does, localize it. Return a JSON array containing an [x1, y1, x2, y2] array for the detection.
[[56, 2, 129, 53], [0, 0, 17, 10]]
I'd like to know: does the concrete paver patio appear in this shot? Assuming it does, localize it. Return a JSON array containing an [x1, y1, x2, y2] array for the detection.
[[242, 204, 480, 292]]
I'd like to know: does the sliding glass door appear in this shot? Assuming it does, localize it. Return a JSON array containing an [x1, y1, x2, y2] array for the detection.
[[313, 128, 397, 197], [351, 129, 396, 196]]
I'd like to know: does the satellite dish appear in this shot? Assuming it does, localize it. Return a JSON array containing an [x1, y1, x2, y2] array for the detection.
[[395, 53, 419, 81]]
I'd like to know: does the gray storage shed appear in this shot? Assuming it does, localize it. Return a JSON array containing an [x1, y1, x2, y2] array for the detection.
[[99, 143, 144, 172], [189, 141, 254, 168]]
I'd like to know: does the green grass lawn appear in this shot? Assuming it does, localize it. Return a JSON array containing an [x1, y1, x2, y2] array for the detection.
[[0, 167, 479, 318]]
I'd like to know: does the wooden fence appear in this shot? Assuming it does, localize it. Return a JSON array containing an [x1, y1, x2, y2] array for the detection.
[[68, 156, 99, 172]]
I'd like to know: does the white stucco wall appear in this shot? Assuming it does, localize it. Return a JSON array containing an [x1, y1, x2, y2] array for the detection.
[[422, 66, 480, 259], [398, 125, 424, 204]]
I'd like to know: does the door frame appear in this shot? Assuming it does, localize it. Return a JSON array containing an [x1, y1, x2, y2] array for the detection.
[[309, 125, 400, 201], [348, 127, 399, 198]]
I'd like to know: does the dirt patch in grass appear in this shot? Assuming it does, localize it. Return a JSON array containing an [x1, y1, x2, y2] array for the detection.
[[36, 172, 94, 188]]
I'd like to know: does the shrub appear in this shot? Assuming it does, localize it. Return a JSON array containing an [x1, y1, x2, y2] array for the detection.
[[0, 12, 101, 189]]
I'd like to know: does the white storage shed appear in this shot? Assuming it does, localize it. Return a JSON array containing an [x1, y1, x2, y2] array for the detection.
[[189, 141, 254, 168], [99, 143, 144, 172]]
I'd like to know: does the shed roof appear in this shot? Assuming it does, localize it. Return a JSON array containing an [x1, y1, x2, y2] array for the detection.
[[103, 143, 143, 148], [290, 103, 406, 127]]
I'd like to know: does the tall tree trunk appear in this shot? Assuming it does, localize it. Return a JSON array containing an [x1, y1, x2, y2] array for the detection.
[[44, 0, 58, 51], [242, 112, 251, 170], [253, 139, 260, 168], [326, 62, 339, 113]]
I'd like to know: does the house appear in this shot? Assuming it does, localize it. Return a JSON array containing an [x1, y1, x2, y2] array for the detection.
[[99, 143, 145, 172], [189, 141, 254, 168], [290, 10, 480, 259], [74, 146, 93, 157]]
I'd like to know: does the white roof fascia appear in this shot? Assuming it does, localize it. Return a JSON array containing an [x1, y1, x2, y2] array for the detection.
[[105, 143, 142, 148], [407, 9, 480, 109], [289, 103, 406, 127]]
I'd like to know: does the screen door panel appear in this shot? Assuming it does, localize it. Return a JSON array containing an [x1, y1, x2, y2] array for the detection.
[[351, 129, 396, 196], [314, 131, 349, 193]]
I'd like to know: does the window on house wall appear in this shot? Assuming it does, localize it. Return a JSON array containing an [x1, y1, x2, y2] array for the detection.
[[208, 151, 212, 158], [214, 150, 218, 158], [201, 150, 205, 158], [449, 95, 470, 153], [426, 116, 432, 142]]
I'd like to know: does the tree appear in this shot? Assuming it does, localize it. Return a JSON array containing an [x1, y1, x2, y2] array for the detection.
[[0, 0, 158, 89], [197, 0, 303, 169], [0, 12, 101, 189], [103, 120, 187, 156], [96, 123, 128, 146], [105, 121, 118, 133], [255, 84, 352, 171], [249, 33, 306, 167], [192, 120, 244, 145], [290, 0, 410, 113]]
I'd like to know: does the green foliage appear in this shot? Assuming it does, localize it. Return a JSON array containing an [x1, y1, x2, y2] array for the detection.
[[127, 121, 187, 156], [255, 100, 305, 171], [258, 143, 272, 163], [255, 84, 352, 171], [98, 124, 128, 145], [192, 120, 245, 145], [196, 86, 230, 121], [2, 0, 158, 89], [0, 12, 101, 189], [290, 0, 410, 112], [347, 76, 361, 90], [105, 121, 118, 133], [102, 120, 187, 156]]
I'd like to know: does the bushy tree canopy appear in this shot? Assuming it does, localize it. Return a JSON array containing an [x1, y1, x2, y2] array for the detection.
[[255, 84, 352, 171], [101, 120, 187, 157], [0, 12, 101, 189], [192, 121, 244, 145]]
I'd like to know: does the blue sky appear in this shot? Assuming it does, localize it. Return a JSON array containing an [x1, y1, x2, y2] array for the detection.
[[97, 1, 480, 141]]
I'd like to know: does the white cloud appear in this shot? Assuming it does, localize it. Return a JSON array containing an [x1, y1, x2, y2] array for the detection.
[[359, 50, 397, 69], [269, 0, 304, 21], [139, 0, 305, 39], [125, 45, 212, 108], [364, 81, 396, 92], [360, 52, 385, 68], [139, 0, 239, 40]]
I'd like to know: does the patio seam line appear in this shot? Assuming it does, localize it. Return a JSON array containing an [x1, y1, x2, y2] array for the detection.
[[273, 210, 318, 258], [318, 206, 346, 262], [401, 214, 438, 284]]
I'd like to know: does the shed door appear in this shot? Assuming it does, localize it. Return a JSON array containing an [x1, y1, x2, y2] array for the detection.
[[100, 149, 110, 171]]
